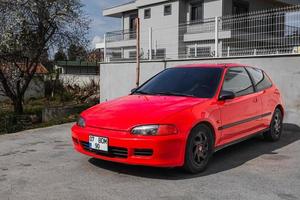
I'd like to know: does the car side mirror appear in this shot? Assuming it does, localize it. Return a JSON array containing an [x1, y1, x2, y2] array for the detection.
[[131, 88, 137, 93], [219, 91, 235, 101]]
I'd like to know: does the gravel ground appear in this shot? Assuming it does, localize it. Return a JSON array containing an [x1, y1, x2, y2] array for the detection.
[[0, 123, 299, 200]]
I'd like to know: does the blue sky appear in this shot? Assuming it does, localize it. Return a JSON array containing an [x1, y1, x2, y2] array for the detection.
[[81, 0, 130, 49]]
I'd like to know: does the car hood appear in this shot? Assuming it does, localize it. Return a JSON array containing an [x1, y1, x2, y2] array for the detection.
[[82, 95, 208, 131]]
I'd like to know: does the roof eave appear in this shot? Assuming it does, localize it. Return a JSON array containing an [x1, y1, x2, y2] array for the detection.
[[103, 1, 137, 18]]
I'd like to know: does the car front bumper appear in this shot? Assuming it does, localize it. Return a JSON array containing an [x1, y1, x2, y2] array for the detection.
[[71, 125, 186, 167]]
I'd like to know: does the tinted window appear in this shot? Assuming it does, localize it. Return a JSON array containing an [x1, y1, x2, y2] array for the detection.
[[164, 4, 172, 16], [135, 67, 223, 98], [246, 67, 273, 91], [144, 9, 151, 19], [191, 2, 203, 21], [222, 67, 254, 97]]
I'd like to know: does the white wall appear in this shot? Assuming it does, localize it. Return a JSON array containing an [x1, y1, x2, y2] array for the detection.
[[100, 55, 300, 126], [139, 1, 180, 60]]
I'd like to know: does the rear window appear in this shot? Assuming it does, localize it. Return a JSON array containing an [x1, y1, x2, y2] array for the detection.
[[246, 67, 273, 91]]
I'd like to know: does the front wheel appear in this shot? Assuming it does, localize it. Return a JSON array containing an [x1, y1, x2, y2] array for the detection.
[[183, 124, 214, 174], [263, 108, 283, 141]]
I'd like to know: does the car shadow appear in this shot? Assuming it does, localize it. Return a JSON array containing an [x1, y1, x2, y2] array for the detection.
[[88, 123, 300, 180]]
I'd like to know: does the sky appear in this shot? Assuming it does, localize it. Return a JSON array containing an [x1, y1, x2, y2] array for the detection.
[[81, 0, 131, 49]]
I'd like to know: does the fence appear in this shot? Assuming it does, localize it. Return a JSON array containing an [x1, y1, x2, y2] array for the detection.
[[102, 5, 300, 62]]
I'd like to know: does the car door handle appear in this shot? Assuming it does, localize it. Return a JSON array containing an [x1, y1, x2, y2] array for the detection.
[[253, 98, 258, 103]]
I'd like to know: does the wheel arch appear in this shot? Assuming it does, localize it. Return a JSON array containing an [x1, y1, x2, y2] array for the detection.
[[189, 121, 216, 147], [275, 104, 284, 117]]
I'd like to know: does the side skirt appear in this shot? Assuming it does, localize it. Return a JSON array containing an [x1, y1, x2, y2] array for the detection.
[[214, 128, 270, 153]]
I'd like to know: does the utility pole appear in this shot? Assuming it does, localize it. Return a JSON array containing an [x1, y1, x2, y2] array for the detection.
[[135, 17, 141, 87], [149, 27, 152, 60]]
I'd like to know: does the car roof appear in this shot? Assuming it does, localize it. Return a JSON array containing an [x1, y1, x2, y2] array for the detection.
[[175, 63, 252, 69]]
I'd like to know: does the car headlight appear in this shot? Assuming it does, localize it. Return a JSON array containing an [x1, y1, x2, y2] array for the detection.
[[77, 117, 86, 128], [131, 125, 178, 136]]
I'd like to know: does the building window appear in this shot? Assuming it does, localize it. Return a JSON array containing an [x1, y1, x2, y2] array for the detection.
[[164, 4, 172, 16], [129, 51, 136, 59], [233, 0, 249, 15], [189, 47, 211, 58], [144, 8, 151, 19], [156, 49, 166, 59], [191, 2, 203, 22]]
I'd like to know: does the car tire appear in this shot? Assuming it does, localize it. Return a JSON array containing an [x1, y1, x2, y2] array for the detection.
[[263, 108, 283, 142], [183, 124, 214, 174]]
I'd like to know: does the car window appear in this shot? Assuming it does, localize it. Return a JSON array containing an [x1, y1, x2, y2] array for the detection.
[[246, 67, 273, 91], [222, 67, 254, 97], [134, 67, 223, 98]]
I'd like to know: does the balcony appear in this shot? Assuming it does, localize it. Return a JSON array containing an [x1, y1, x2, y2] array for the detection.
[[183, 18, 232, 42], [106, 29, 136, 48]]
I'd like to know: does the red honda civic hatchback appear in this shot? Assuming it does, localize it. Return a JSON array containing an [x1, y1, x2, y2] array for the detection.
[[72, 63, 284, 173]]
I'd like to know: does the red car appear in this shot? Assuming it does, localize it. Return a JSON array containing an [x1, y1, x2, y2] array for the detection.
[[72, 63, 284, 173]]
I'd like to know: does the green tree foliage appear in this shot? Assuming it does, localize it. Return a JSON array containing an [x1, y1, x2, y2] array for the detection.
[[67, 44, 87, 61], [54, 47, 67, 61]]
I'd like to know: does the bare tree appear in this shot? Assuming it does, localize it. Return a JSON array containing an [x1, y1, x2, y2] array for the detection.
[[0, 0, 90, 114]]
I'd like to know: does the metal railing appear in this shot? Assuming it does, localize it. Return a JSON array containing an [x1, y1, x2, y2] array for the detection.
[[106, 29, 137, 42], [103, 5, 300, 61]]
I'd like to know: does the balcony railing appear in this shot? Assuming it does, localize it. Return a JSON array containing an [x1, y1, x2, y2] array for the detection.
[[106, 29, 136, 43]]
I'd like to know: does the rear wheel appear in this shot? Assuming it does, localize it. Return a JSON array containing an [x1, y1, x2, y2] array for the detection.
[[183, 124, 214, 174], [263, 108, 283, 141]]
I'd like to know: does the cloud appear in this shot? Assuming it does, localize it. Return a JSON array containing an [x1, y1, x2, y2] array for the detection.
[[91, 35, 103, 49], [81, 0, 130, 49]]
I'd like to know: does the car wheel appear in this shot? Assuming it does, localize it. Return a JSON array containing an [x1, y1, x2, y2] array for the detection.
[[263, 108, 283, 142], [183, 124, 214, 174]]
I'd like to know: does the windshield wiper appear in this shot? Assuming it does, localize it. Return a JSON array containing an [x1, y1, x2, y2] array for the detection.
[[132, 90, 153, 95], [154, 91, 197, 98]]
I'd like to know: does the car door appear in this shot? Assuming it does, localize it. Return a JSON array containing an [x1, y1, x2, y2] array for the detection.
[[246, 67, 274, 129], [218, 67, 262, 145]]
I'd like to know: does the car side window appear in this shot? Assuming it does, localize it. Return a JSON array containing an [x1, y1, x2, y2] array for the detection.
[[222, 67, 254, 97], [246, 67, 273, 91]]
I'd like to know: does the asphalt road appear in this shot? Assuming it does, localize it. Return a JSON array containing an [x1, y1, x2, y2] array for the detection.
[[0, 123, 300, 200]]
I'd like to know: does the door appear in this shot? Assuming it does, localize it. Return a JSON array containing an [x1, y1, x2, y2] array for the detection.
[[129, 15, 137, 39], [246, 67, 274, 129], [218, 67, 262, 145]]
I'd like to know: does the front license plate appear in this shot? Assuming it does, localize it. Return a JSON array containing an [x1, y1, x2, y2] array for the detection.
[[89, 135, 108, 152]]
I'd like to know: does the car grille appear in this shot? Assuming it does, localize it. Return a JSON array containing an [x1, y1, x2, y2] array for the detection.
[[80, 141, 128, 158], [134, 149, 153, 156]]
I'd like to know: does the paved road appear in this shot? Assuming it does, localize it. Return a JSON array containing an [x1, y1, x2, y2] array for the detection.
[[0, 123, 300, 200]]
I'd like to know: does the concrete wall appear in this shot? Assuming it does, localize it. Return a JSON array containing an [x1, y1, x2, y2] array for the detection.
[[139, 1, 180, 60], [100, 55, 300, 126], [60, 75, 100, 87]]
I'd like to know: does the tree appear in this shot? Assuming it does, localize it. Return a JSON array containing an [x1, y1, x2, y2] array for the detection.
[[54, 47, 67, 61], [0, 0, 90, 114], [67, 43, 87, 61]]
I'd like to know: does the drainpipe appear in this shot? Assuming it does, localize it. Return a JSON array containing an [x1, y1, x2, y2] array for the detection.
[[214, 16, 219, 58], [135, 17, 141, 87], [103, 34, 107, 62]]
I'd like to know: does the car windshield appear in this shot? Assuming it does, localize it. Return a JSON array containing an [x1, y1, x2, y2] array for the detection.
[[133, 67, 223, 98]]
